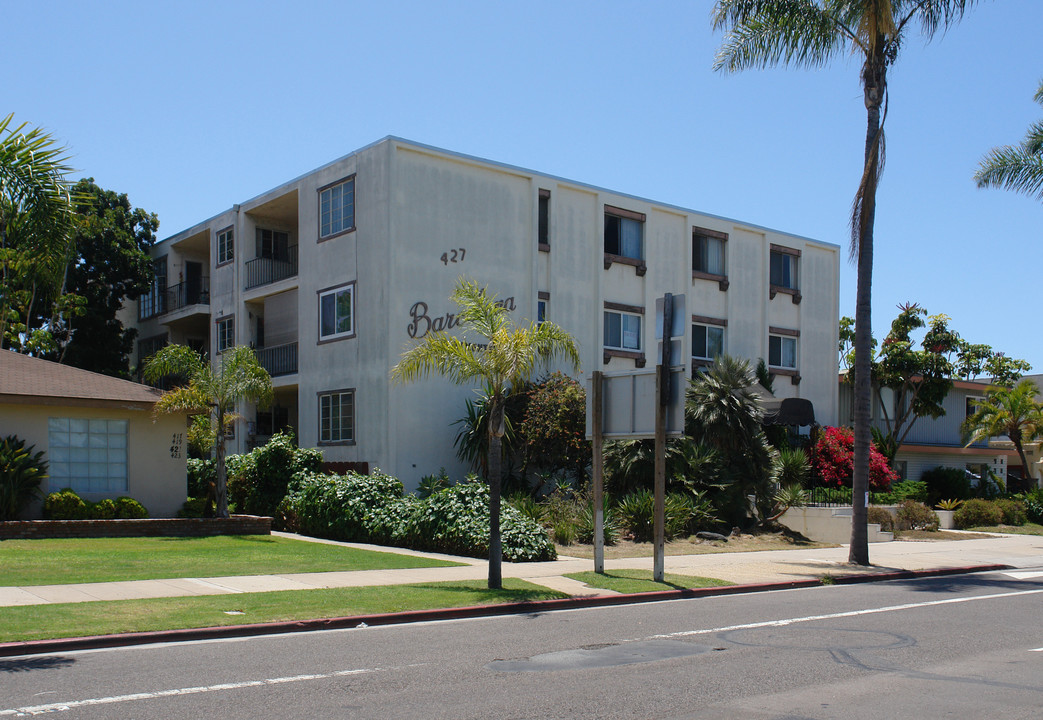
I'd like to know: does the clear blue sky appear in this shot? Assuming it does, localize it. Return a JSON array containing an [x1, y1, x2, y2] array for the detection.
[[6, 1, 1041, 370]]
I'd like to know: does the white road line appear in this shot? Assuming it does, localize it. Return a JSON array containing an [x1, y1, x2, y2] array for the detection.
[[647, 588, 1043, 640], [1030, 648, 1043, 652], [0, 667, 384, 716], [1002, 570, 1043, 580]]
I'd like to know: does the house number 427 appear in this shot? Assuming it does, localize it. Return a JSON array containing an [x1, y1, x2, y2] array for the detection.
[[440, 248, 466, 265]]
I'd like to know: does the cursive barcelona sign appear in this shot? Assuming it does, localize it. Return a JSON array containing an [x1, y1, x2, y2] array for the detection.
[[407, 297, 517, 339]]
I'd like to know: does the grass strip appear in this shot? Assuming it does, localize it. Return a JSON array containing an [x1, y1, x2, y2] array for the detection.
[[0, 579, 566, 643], [565, 569, 732, 594], [0, 536, 461, 586], [964, 522, 1043, 536]]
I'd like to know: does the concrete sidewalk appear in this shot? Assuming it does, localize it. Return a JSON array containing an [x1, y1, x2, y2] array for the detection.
[[2, 530, 1041, 608]]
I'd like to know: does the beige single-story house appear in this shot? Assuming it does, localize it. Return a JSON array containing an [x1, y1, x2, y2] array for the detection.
[[0, 351, 187, 518]]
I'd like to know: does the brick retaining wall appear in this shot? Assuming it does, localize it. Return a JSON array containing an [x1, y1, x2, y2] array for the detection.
[[0, 515, 271, 540]]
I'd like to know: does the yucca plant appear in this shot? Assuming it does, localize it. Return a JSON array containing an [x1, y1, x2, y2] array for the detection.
[[0, 435, 48, 521]]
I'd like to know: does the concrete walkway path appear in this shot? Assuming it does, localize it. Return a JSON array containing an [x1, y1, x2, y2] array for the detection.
[[2, 530, 1040, 608]]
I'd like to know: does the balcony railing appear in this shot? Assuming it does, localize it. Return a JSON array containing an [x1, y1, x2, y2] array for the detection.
[[165, 279, 210, 313], [254, 341, 298, 377], [245, 245, 298, 290]]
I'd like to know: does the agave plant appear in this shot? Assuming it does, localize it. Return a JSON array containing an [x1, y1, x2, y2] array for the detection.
[[935, 498, 964, 511], [0, 435, 48, 521]]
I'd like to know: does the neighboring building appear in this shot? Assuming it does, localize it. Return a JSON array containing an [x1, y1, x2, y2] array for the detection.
[[130, 137, 840, 491], [0, 351, 188, 517], [838, 376, 1018, 483]]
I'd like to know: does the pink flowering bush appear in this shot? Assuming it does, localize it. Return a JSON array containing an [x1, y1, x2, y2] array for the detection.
[[810, 426, 895, 492]]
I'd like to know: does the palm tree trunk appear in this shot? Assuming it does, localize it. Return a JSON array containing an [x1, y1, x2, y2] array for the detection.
[[850, 55, 886, 566], [215, 410, 230, 519], [487, 400, 504, 590]]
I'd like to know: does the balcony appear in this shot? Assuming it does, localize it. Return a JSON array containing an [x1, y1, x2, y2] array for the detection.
[[165, 280, 210, 313], [245, 245, 298, 290], [254, 341, 298, 377]]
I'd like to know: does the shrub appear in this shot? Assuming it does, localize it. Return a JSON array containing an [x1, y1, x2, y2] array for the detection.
[[894, 500, 939, 531], [553, 519, 577, 546], [576, 500, 621, 546], [44, 489, 89, 519], [114, 496, 149, 519], [920, 466, 971, 506], [614, 489, 708, 542], [520, 372, 590, 479], [867, 506, 895, 533], [954, 499, 1003, 529], [809, 426, 894, 492], [91, 498, 118, 519], [227, 431, 323, 521], [417, 468, 452, 499], [186, 458, 216, 503], [283, 469, 409, 545], [873, 480, 928, 505], [0, 435, 48, 521], [1020, 489, 1043, 523], [177, 497, 208, 518], [994, 498, 1027, 526]]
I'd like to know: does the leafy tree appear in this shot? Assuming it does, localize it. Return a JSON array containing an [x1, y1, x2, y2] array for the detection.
[[41, 178, 157, 376], [975, 80, 1043, 202], [686, 354, 774, 524], [519, 372, 590, 481], [713, 0, 979, 565], [0, 114, 78, 353], [954, 340, 1031, 387], [391, 278, 579, 588], [143, 345, 273, 518], [962, 379, 1043, 493]]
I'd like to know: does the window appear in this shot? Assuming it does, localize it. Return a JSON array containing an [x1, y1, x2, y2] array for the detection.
[[769, 334, 797, 369], [692, 228, 726, 276], [217, 227, 234, 266], [538, 189, 550, 250], [770, 246, 799, 290], [217, 316, 234, 353], [692, 323, 724, 361], [319, 176, 356, 239], [256, 228, 290, 261], [966, 395, 983, 421], [318, 284, 355, 341], [537, 300, 547, 324], [319, 390, 354, 443], [138, 256, 168, 320], [47, 418, 128, 494], [604, 207, 643, 260], [604, 311, 641, 351]]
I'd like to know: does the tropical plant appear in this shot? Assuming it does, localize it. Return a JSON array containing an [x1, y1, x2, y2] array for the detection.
[[603, 437, 720, 496], [810, 426, 895, 492], [975, 80, 1043, 202], [962, 379, 1043, 493], [390, 278, 579, 588], [452, 387, 527, 479], [713, 0, 979, 566], [773, 447, 810, 488], [0, 435, 48, 520], [143, 344, 273, 518], [935, 498, 964, 511], [417, 468, 453, 499], [0, 114, 78, 353], [763, 484, 809, 524]]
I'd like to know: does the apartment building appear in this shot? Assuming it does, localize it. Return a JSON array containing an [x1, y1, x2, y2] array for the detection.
[[132, 137, 840, 490]]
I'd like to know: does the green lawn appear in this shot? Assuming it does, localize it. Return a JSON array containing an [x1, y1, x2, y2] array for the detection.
[[0, 535, 462, 586], [565, 569, 733, 594], [0, 580, 566, 643]]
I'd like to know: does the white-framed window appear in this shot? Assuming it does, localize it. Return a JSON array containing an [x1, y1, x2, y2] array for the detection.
[[604, 310, 641, 351], [693, 230, 726, 276], [319, 176, 356, 239], [769, 334, 797, 369], [770, 248, 799, 290], [319, 389, 354, 444], [318, 283, 355, 341], [216, 227, 234, 266], [47, 418, 128, 494], [604, 209, 643, 260], [692, 323, 724, 361], [217, 316, 234, 353]]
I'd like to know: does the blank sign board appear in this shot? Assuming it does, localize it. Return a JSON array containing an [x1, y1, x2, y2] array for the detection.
[[586, 368, 686, 440]]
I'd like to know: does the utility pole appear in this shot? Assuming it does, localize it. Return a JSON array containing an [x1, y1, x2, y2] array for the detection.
[[653, 293, 672, 582]]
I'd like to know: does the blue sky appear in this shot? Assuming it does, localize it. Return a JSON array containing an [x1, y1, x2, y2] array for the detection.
[[6, 1, 1041, 370]]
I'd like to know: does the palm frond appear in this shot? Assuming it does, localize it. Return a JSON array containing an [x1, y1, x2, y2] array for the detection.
[[712, 0, 849, 72], [142, 344, 207, 385]]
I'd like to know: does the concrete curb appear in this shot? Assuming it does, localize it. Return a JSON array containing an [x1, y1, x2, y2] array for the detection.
[[0, 564, 1009, 658]]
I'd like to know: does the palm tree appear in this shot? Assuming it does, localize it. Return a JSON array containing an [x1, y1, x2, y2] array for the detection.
[[391, 278, 579, 588], [962, 379, 1043, 492], [143, 345, 273, 518], [975, 80, 1043, 202], [0, 114, 76, 350], [712, 0, 978, 564]]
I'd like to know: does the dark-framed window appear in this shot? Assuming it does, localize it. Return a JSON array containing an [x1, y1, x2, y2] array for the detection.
[[604, 206, 644, 260], [604, 310, 641, 351], [692, 323, 725, 361], [769, 334, 797, 369], [318, 282, 355, 342], [770, 245, 799, 290], [692, 227, 727, 277], [319, 176, 356, 239], [319, 389, 355, 444], [538, 189, 550, 250]]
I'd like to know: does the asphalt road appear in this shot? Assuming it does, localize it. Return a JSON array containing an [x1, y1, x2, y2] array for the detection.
[[3, 568, 1042, 719]]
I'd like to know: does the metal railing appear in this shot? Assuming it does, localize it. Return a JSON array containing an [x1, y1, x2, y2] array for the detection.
[[254, 341, 298, 377], [165, 279, 210, 313], [245, 245, 298, 290]]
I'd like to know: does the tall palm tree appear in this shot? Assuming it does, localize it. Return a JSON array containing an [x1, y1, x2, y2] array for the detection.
[[712, 0, 978, 564], [143, 345, 273, 518], [0, 114, 76, 350], [962, 379, 1043, 492], [391, 278, 580, 589], [975, 80, 1043, 202]]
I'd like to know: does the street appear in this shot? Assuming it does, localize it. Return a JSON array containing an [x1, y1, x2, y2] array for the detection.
[[2, 568, 1042, 719]]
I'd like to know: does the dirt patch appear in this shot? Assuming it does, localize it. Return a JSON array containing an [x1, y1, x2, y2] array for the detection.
[[896, 529, 1000, 541], [557, 530, 834, 560]]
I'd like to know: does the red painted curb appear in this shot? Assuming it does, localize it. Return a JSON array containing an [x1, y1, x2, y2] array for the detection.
[[0, 563, 1010, 657]]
